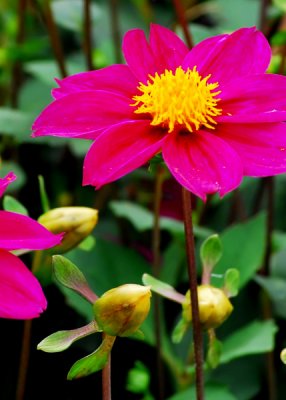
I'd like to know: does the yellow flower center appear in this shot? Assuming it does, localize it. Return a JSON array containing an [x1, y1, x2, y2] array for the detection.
[[132, 66, 222, 133]]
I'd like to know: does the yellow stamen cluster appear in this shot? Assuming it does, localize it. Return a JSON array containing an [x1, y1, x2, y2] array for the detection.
[[132, 66, 222, 133]]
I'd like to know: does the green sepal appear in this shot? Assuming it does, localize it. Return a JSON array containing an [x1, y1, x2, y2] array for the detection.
[[206, 336, 222, 369], [67, 335, 116, 380], [200, 234, 222, 271], [37, 321, 99, 353], [52, 255, 97, 303], [142, 273, 185, 304], [129, 329, 145, 341], [78, 235, 96, 251], [171, 317, 190, 344], [223, 268, 240, 298]]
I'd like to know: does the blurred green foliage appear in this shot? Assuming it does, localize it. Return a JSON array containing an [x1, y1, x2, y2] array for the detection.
[[1, 0, 286, 399]]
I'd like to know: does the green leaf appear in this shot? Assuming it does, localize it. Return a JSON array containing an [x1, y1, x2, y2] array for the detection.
[[167, 382, 236, 400], [142, 274, 185, 303], [37, 321, 98, 353], [212, 212, 266, 288], [273, 0, 286, 12], [67, 335, 116, 379], [51, 0, 101, 32], [160, 240, 186, 286], [254, 275, 286, 319], [216, 0, 260, 30], [3, 195, 28, 215], [24, 59, 84, 86], [223, 269, 240, 298], [52, 255, 97, 304], [255, 275, 286, 302], [109, 200, 213, 239], [220, 320, 278, 364], [0, 107, 32, 137], [210, 356, 261, 400], [200, 234, 222, 269]]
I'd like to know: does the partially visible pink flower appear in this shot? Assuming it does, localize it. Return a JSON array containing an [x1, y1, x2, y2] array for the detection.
[[0, 173, 63, 319], [0, 171, 16, 197], [32, 25, 286, 200]]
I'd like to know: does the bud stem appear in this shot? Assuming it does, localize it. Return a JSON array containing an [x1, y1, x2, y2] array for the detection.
[[182, 188, 204, 400], [102, 334, 112, 400]]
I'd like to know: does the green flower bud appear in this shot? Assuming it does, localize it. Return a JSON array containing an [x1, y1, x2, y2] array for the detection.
[[93, 284, 151, 337], [182, 285, 233, 330], [38, 207, 98, 253]]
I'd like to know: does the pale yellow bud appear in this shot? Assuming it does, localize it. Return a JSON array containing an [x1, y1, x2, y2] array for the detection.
[[93, 284, 151, 337], [183, 285, 233, 330], [38, 207, 98, 253]]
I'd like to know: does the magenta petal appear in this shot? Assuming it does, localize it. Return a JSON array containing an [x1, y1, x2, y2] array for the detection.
[[52, 65, 138, 99], [0, 172, 17, 197], [83, 120, 166, 188], [0, 211, 63, 251], [183, 27, 271, 85], [32, 91, 134, 139], [162, 131, 243, 200], [149, 24, 189, 73], [216, 122, 286, 176], [218, 74, 286, 123], [0, 249, 47, 319], [122, 29, 157, 83]]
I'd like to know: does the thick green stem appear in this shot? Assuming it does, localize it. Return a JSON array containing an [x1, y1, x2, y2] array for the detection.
[[182, 188, 204, 400]]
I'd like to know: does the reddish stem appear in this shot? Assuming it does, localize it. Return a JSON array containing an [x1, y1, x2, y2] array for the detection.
[[182, 188, 204, 400]]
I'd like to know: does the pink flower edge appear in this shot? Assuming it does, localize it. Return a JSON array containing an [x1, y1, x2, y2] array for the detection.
[[0, 249, 47, 319]]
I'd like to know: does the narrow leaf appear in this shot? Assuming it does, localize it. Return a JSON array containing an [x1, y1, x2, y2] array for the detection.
[[142, 273, 185, 303], [52, 255, 97, 303], [37, 321, 99, 353], [67, 335, 116, 379], [38, 175, 50, 212]]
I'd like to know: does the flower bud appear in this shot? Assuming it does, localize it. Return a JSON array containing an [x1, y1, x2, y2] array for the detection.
[[93, 284, 151, 337], [38, 207, 98, 254], [182, 285, 233, 330]]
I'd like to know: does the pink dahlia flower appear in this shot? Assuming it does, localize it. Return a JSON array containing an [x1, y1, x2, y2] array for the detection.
[[0, 173, 63, 319], [32, 25, 286, 199]]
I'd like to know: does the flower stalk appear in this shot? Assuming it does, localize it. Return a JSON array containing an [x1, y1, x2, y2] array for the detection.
[[152, 166, 165, 400], [102, 335, 112, 400], [182, 188, 204, 400]]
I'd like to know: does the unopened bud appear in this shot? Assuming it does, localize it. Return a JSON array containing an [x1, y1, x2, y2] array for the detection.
[[182, 285, 233, 330], [93, 284, 151, 337], [38, 207, 98, 253]]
